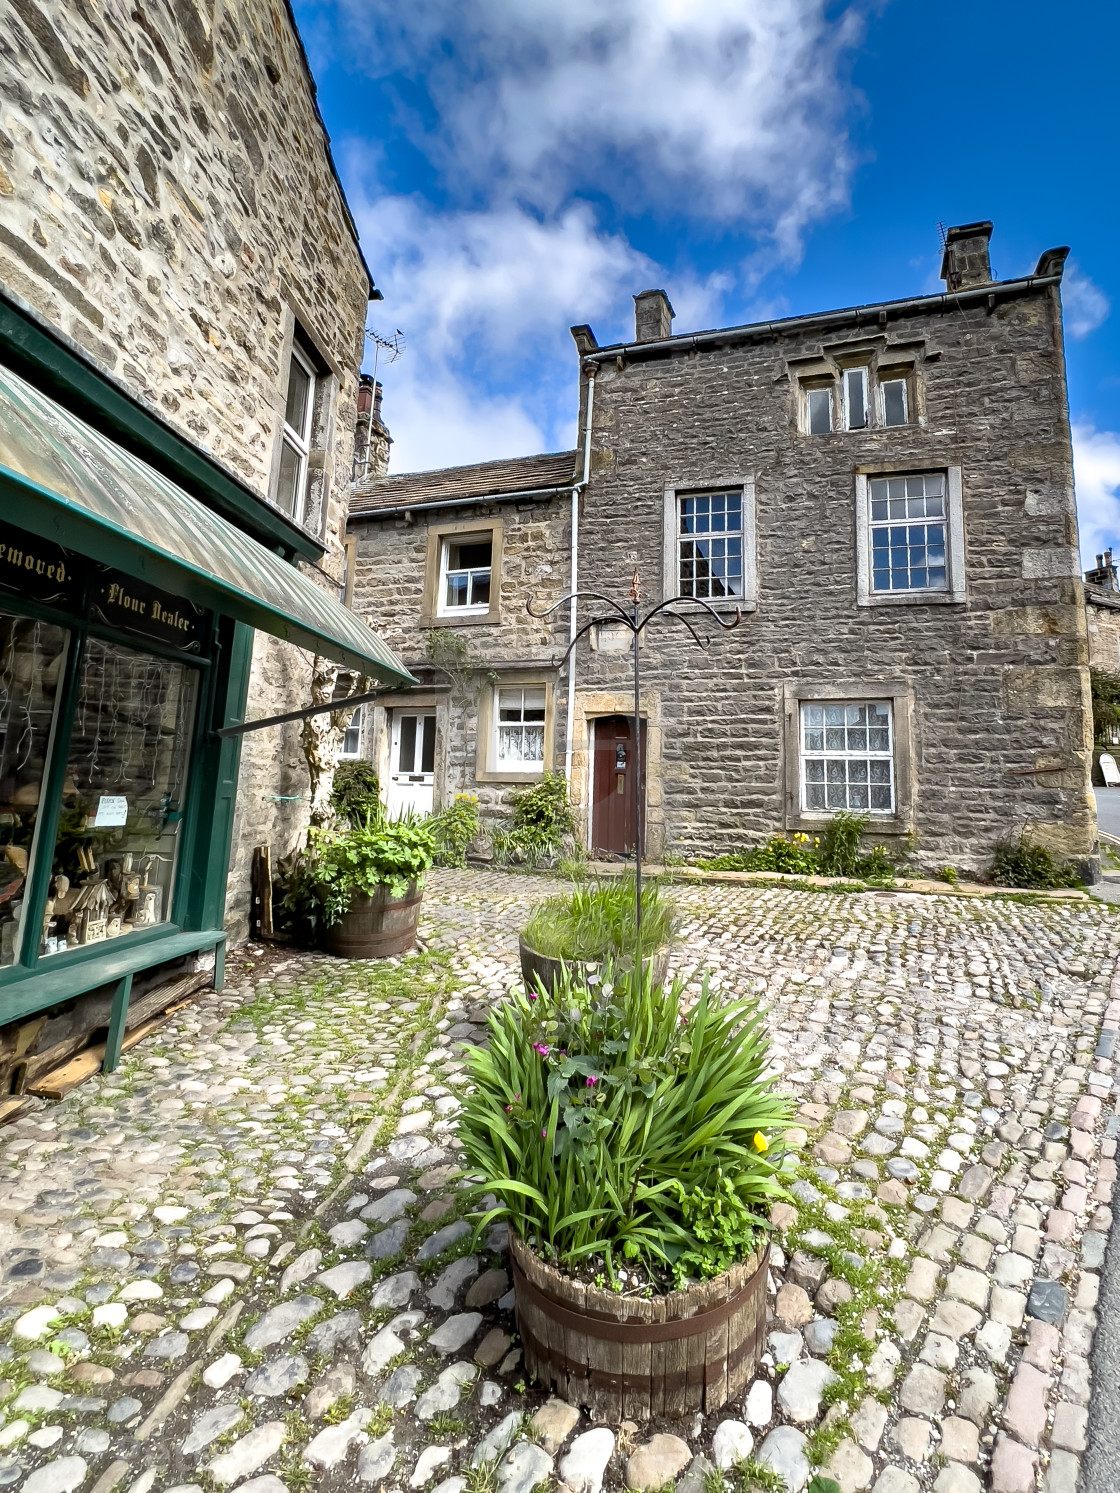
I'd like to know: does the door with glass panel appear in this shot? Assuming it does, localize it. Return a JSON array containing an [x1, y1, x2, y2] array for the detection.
[[387, 712, 436, 817]]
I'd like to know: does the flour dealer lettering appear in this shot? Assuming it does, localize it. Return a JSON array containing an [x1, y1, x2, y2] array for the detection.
[[93, 570, 206, 652]]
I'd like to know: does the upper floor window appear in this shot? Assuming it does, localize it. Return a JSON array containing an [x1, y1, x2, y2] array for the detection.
[[678, 491, 743, 600], [803, 364, 914, 435], [439, 534, 493, 615], [276, 343, 316, 523], [805, 385, 833, 435], [880, 377, 909, 427], [869, 473, 947, 593]]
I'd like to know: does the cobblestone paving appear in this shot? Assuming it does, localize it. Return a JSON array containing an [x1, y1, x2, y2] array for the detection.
[[0, 870, 1117, 1493]]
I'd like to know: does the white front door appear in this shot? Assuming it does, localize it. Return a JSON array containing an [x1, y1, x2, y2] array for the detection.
[[387, 712, 436, 817]]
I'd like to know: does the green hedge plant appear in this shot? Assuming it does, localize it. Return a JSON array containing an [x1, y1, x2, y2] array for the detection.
[[459, 960, 792, 1287], [492, 772, 575, 868]]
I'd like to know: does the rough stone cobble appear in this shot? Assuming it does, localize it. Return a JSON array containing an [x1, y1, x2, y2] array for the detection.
[[0, 869, 1114, 1493]]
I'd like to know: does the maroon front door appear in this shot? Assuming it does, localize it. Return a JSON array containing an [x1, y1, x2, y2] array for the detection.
[[591, 715, 647, 856]]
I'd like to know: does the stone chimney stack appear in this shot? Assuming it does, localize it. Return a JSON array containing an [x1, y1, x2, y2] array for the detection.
[[940, 221, 994, 291], [353, 374, 392, 481], [633, 289, 675, 343]]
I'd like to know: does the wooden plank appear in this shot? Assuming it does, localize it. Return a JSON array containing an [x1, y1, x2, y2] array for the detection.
[[30, 993, 203, 1100], [662, 1284, 690, 1420], [648, 1292, 667, 1419], [621, 1292, 652, 1422], [0, 1097, 31, 1128]]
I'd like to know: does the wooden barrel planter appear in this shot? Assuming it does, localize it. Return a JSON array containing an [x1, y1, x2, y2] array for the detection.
[[323, 881, 422, 959], [510, 1230, 769, 1422], [519, 938, 670, 997]]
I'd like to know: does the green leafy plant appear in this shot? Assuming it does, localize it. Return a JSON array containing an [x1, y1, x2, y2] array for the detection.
[[459, 960, 793, 1285], [937, 865, 960, 886], [330, 761, 382, 827], [807, 1477, 843, 1493], [522, 879, 678, 963], [302, 813, 437, 926], [1091, 666, 1120, 744], [492, 772, 575, 868], [429, 793, 481, 868], [698, 814, 895, 884], [989, 833, 1082, 890]]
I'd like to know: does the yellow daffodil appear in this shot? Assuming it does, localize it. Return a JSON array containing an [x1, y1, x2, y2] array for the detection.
[[753, 1132, 769, 1153]]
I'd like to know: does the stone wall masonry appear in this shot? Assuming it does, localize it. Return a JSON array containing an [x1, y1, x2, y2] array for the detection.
[[571, 283, 1093, 875], [351, 497, 574, 820], [1086, 595, 1120, 673], [0, 0, 373, 936]]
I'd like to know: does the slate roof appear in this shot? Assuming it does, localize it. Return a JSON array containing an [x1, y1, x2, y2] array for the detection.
[[350, 450, 578, 516]]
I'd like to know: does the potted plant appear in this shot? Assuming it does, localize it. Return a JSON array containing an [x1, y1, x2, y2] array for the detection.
[[459, 961, 792, 1421], [306, 812, 436, 958], [519, 878, 677, 995]]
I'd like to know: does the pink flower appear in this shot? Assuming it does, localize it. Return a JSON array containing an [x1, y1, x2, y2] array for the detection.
[[533, 1042, 550, 1057], [586, 1076, 598, 1087], [541, 1128, 548, 1138], [528, 992, 537, 1001], [505, 1105, 512, 1112]]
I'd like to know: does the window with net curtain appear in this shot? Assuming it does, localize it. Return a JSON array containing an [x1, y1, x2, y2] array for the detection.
[[496, 686, 545, 768], [800, 701, 894, 813]]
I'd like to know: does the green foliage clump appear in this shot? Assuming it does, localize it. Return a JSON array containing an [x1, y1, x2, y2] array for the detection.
[[698, 813, 896, 885], [302, 814, 436, 926], [522, 879, 678, 963], [990, 834, 1082, 890], [492, 772, 575, 868], [458, 960, 793, 1285], [330, 761, 381, 827], [429, 793, 481, 868], [1091, 666, 1120, 744]]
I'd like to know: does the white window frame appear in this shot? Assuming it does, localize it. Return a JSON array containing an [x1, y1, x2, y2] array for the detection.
[[879, 376, 909, 427], [842, 367, 869, 430], [804, 384, 834, 436], [799, 700, 895, 816], [437, 532, 494, 617], [675, 490, 745, 602], [493, 685, 546, 770], [662, 479, 756, 609], [277, 343, 316, 523], [338, 707, 362, 760], [855, 466, 966, 606]]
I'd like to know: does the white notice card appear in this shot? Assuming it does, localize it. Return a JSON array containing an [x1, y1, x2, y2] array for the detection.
[[93, 796, 128, 828]]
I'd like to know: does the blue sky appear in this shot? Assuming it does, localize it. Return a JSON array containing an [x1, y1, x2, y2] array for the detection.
[[295, 0, 1120, 563]]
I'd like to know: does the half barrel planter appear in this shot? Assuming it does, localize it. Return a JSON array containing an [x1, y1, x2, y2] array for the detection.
[[323, 881, 422, 958], [518, 938, 671, 997], [510, 1230, 769, 1422]]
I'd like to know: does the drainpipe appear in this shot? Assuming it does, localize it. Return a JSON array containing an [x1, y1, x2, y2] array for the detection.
[[565, 368, 596, 784]]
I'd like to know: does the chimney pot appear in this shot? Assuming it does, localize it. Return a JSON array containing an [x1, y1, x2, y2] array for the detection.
[[633, 289, 675, 344], [940, 221, 994, 290]]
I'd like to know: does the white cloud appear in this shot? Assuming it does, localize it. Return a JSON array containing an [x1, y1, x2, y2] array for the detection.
[[1074, 423, 1120, 567], [1063, 264, 1110, 340], [347, 0, 865, 251], [331, 1, 869, 471]]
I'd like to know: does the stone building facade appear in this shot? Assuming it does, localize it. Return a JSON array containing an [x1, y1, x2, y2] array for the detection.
[[351, 220, 1097, 880], [1084, 552, 1120, 675], [0, 0, 376, 934]]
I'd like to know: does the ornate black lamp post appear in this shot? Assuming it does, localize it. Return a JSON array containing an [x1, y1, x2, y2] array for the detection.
[[528, 573, 741, 941]]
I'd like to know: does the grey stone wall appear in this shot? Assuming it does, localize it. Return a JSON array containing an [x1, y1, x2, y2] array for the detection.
[[0, 0, 372, 935], [351, 279, 1095, 879], [1087, 593, 1120, 673]]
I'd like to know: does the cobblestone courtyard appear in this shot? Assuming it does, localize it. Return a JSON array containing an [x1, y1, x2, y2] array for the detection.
[[0, 871, 1116, 1493]]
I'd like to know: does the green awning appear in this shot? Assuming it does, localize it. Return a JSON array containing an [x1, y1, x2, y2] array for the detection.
[[0, 360, 415, 685]]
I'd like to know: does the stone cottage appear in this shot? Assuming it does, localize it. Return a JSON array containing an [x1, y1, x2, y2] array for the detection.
[[1084, 551, 1120, 674], [350, 222, 1097, 881], [0, 0, 408, 1086]]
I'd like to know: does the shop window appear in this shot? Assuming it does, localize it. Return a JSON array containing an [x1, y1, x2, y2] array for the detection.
[[496, 686, 546, 768], [276, 342, 316, 524], [40, 639, 197, 956], [0, 612, 69, 967], [800, 700, 894, 814]]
